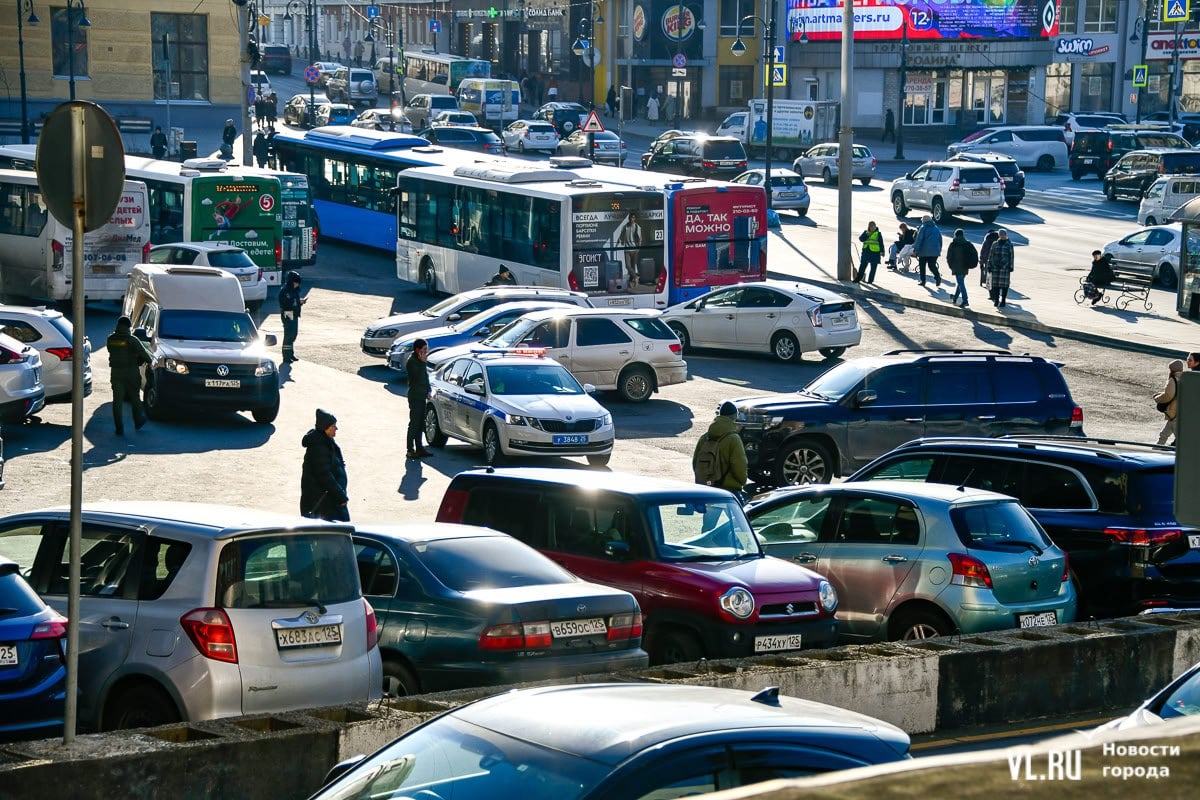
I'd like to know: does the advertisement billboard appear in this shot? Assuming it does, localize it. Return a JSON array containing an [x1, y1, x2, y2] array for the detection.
[[672, 188, 767, 289], [632, 1, 704, 60], [571, 193, 665, 296], [785, 0, 1061, 42]]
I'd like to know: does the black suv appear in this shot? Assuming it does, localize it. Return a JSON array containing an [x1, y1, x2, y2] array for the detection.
[[948, 152, 1025, 208], [1103, 148, 1200, 201], [642, 135, 748, 180], [728, 349, 1084, 487], [260, 44, 292, 75], [847, 437, 1197, 618], [1070, 130, 1191, 181]]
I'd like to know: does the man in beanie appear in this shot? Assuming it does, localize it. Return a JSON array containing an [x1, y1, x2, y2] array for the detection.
[[406, 339, 432, 458], [278, 270, 307, 363], [106, 316, 152, 435], [692, 401, 748, 499], [301, 408, 349, 520]]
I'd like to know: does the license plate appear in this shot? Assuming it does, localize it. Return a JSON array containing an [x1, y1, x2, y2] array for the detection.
[[606, 297, 633, 306], [1189, 534, 1200, 549], [1017, 611, 1058, 629], [90, 264, 116, 274], [238, 274, 253, 283], [553, 434, 589, 445], [0, 644, 16, 667], [204, 379, 241, 388], [754, 634, 802, 653], [1082, 158, 1095, 164], [830, 317, 851, 328], [550, 617, 606, 638], [972, 189, 990, 196], [778, 192, 797, 198], [275, 624, 342, 650]]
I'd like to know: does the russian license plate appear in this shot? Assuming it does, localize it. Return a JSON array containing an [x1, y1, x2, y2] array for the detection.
[[276, 624, 342, 650], [550, 618, 606, 638], [1082, 158, 1095, 164], [972, 189, 990, 196], [553, 434, 589, 445], [1017, 611, 1058, 629], [0, 644, 17, 666], [90, 264, 116, 274], [830, 316, 851, 328], [204, 379, 241, 388], [754, 634, 802, 653], [606, 297, 633, 306], [778, 192, 797, 198], [238, 273, 253, 283], [1189, 534, 1200, 549]]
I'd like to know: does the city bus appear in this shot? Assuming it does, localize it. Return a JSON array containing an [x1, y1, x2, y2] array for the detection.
[[206, 152, 318, 270], [403, 51, 490, 96], [0, 168, 151, 301], [394, 161, 668, 306]]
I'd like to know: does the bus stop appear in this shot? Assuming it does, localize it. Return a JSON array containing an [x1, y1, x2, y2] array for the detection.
[[1172, 195, 1200, 319]]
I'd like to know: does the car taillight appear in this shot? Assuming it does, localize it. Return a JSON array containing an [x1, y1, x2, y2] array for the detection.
[[999, 178, 1006, 191], [702, 160, 716, 169], [567, 271, 580, 291], [871, 157, 877, 167], [31, 615, 68, 640], [1070, 406, 1084, 428], [607, 611, 643, 641], [655, 268, 666, 293], [51, 239, 64, 271], [257, 268, 263, 283], [0, 344, 30, 364], [669, 342, 681, 354], [808, 307, 823, 327], [1107, 140, 1113, 151], [1061, 553, 1070, 584], [436, 488, 468, 522], [948, 553, 993, 589], [180, 608, 238, 664], [46, 346, 73, 362], [1103, 528, 1183, 546], [142, 241, 152, 261], [364, 599, 378, 650], [478, 621, 552, 650], [949, 177, 960, 192], [275, 239, 282, 267]]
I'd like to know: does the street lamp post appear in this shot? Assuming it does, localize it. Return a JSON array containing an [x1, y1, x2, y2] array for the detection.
[[367, 14, 404, 112], [63, 0, 90, 102], [732, 10, 778, 209], [285, 0, 316, 126], [1130, 5, 1150, 123], [17, 0, 40, 145]]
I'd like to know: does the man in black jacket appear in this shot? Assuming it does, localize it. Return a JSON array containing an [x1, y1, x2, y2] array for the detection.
[[406, 339, 432, 458], [278, 270, 307, 362], [301, 408, 349, 521], [106, 316, 153, 434]]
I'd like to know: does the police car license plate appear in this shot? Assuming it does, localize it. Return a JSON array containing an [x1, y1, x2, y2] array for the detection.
[[0, 644, 17, 666], [1017, 611, 1058, 629], [204, 379, 241, 388], [553, 434, 589, 445], [754, 634, 802, 653]]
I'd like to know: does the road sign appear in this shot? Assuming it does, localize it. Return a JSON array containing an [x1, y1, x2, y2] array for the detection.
[[672, 53, 686, 68], [772, 45, 785, 64], [247, 85, 256, 106], [765, 64, 788, 87], [671, 67, 687, 77], [430, 20, 441, 33], [581, 109, 605, 133], [1133, 64, 1149, 88], [367, 5, 380, 19], [37, 102, 125, 234], [1164, 0, 1190, 22], [304, 65, 320, 83]]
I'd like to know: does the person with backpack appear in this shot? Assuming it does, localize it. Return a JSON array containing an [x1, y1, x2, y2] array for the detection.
[[692, 402, 748, 499], [1154, 359, 1184, 446], [946, 228, 978, 308]]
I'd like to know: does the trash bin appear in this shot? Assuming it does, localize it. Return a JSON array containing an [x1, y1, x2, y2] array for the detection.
[[179, 140, 197, 161]]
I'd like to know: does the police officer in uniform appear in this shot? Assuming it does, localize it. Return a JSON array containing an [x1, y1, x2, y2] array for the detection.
[[106, 316, 152, 434], [278, 270, 307, 363]]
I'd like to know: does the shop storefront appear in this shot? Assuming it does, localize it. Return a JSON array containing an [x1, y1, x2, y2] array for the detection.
[[1044, 33, 1125, 116], [614, 2, 707, 121], [1145, 29, 1200, 116]]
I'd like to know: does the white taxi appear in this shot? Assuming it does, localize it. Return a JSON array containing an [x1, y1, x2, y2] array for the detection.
[[424, 350, 615, 467]]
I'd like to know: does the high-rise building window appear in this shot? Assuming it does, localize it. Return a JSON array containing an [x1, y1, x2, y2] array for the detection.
[[1057, 0, 1077, 34], [152, 14, 209, 102], [51, 6, 89, 79], [1082, 0, 1118, 34]]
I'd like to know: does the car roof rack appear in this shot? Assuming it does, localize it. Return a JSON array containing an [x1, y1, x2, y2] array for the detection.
[[897, 436, 1173, 462], [999, 435, 1176, 453], [884, 348, 1014, 356]]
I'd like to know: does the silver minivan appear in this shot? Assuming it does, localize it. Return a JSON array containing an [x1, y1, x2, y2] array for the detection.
[[0, 503, 382, 731], [946, 125, 1069, 172], [1138, 176, 1200, 226]]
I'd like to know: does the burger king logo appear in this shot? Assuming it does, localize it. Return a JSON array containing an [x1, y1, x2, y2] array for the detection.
[[661, 4, 696, 43], [633, 5, 646, 41]]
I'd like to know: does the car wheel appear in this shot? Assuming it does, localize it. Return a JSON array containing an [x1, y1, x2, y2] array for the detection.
[[483, 421, 505, 465], [889, 607, 953, 641], [979, 211, 999, 224], [648, 627, 703, 666], [818, 346, 845, 359], [892, 193, 908, 217], [421, 261, 437, 295], [1157, 263, 1178, 289], [1036, 154, 1055, 172], [382, 659, 420, 699], [252, 401, 279, 424], [144, 376, 166, 421], [1006, 200, 1021, 209], [860, 178, 871, 186], [103, 683, 180, 731], [774, 438, 833, 486], [822, 167, 833, 185], [424, 406, 448, 447], [1105, 183, 1118, 201], [587, 453, 611, 467], [931, 197, 947, 224], [771, 331, 801, 363], [666, 322, 691, 352], [517, 140, 525, 153], [618, 365, 655, 403], [1146, 216, 1158, 226], [1071, 170, 1082, 181]]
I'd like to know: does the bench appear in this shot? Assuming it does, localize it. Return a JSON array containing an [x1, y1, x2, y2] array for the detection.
[[1076, 264, 1153, 311]]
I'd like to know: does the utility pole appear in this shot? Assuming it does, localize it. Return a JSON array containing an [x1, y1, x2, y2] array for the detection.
[[895, 21, 907, 160], [836, 0, 854, 281], [239, 7, 253, 166]]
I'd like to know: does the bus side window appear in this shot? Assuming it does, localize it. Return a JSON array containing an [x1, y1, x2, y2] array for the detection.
[[531, 197, 560, 270]]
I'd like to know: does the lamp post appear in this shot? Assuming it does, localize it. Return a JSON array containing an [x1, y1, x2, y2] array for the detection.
[[17, 0, 39, 145], [63, 0, 90, 102], [572, 16, 594, 111], [732, 9, 778, 209], [285, 0, 316, 126], [1130, 4, 1150, 123], [367, 14, 404, 113]]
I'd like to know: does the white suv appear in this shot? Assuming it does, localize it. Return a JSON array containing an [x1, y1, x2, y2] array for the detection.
[[147, 243, 269, 310], [326, 67, 377, 108], [0, 304, 91, 403], [0, 330, 44, 424], [890, 161, 1005, 225]]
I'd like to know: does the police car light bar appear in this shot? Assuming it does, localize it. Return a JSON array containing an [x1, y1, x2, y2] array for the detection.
[[509, 348, 548, 356]]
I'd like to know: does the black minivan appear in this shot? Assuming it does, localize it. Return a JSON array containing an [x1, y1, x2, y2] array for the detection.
[[1071, 130, 1191, 180], [642, 135, 748, 180], [260, 44, 292, 76], [1103, 148, 1200, 201]]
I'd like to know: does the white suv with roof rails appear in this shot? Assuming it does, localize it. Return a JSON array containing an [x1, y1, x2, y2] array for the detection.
[[890, 161, 1006, 225], [147, 242, 269, 310], [0, 304, 91, 403]]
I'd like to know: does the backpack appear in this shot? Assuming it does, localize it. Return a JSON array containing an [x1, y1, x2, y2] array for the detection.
[[694, 432, 730, 486]]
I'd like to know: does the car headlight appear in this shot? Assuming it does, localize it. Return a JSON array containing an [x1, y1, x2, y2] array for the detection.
[[372, 328, 398, 339], [819, 580, 838, 614], [163, 358, 189, 375], [719, 587, 755, 619], [390, 343, 412, 356], [505, 413, 529, 426], [255, 360, 275, 377], [598, 413, 612, 428]]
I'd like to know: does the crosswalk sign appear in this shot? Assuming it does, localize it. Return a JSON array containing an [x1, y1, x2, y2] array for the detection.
[[1133, 64, 1149, 88], [764, 64, 787, 88], [1164, 0, 1189, 23]]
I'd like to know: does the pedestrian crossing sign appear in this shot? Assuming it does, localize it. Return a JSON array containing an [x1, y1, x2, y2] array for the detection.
[[1133, 65, 1149, 88], [1164, 0, 1189, 23], [765, 64, 787, 88]]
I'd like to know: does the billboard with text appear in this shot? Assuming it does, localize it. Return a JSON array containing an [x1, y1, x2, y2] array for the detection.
[[785, 0, 1061, 42]]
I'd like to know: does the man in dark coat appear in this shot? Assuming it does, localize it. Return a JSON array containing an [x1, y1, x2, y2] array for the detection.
[[253, 132, 269, 168], [987, 229, 1015, 308], [222, 119, 237, 147], [278, 270, 307, 362], [913, 214, 943, 287], [406, 338, 432, 458], [978, 229, 999, 287], [301, 408, 349, 521], [486, 265, 517, 286], [106, 316, 152, 435], [150, 126, 168, 160], [946, 228, 978, 307]]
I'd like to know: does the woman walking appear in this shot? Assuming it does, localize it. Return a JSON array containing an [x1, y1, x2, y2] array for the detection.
[[979, 229, 999, 287], [987, 229, 1015, 308]]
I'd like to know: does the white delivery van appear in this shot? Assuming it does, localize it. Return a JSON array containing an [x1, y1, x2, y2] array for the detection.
[[457, 79, 521, 126], [1138, 176, 1200, 226]]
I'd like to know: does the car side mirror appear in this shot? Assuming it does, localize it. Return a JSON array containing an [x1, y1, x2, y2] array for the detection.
[[855, 389, 878, 408], [583, 383, 596, 394], [264, 333, 278, 347], [133, 327, 151, 342], [604, 540, 631, 559], [446, 313, 461, 322], [465, 383, 484, 396], [904, 172, 913, 180], [323, 755, 366, 787], [473, 327, 490, 337]]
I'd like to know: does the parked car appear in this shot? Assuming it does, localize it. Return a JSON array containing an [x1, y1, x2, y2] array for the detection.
[[418, 125, 506, 154], [0, 502, 382, 731], [727, 349, 1084, 486], [534, 101, 589, 134], [146, 242, 269, 310], [948, 152, 1026, 208], [1051, 112, 1124, 147], [659, 280, 859, 362], [259, 44, 292, 75], [350, 107, 411, 133], [746, 481, 1075, 641], [0, 331, 45, 425], [0, 304, 91, 403], [248, 70, 272, 94], [1069, 128, 1191, 181], [1138, 175, 1200, 226], [792, 143, 877, 185], [371, 56, 402, 88], [426, 307, 686, 403], [555, 129, 628, 165], [283, 92, 330, 127], [402, 94, 460, 130], [0, 556, 67, 740], [890, 160, 1005, 224], [430, 110, 480, 127], [352, 523, 645, 696], [1103, 148, 1200, 201], [642, 134, 748, 180], [731, 168, 811, 215], [1101, 223, 1191, 288], [502, 119, 560, 153], [306, 61, 342, 88], [945, 125, 1068, 171], [360, 286, 590, 357], [312, 684, 909, 798], [437, 469, 841, 664], [1099, 659, 1200, 731], [1143, 111, 1200, 142], [848, 436, 1200, 618], [325, 67, 377, 107], [313, 102, 357, 127]]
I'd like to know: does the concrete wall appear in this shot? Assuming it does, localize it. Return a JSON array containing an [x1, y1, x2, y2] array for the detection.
[[2, 614, 1198, 800]]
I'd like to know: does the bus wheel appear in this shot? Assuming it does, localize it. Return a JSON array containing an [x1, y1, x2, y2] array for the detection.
[[421, 263, 437, 295]]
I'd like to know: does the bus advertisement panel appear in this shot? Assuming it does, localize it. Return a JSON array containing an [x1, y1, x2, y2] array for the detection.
[[671, 187, 767, 302], [570, 194, 665, 302], [276, 172, 316, 267], [192, 176, 282, 280]]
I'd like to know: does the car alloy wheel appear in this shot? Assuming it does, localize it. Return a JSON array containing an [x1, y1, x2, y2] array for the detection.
[[619, 365, 654, 403], [776, 439, 832, 486], [772, 331, 800, 363], [892, 193, 908, 217], [483, 422, 504, 464], [424, 406, 448, 447]]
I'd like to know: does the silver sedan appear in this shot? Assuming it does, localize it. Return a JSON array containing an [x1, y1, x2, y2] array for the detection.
[[731, 168, 811, 215], [792, 143, 877, 185]]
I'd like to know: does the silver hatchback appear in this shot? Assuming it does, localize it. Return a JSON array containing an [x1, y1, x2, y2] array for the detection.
[[792, 142, 877, 185], [0, 502, 382, 731]]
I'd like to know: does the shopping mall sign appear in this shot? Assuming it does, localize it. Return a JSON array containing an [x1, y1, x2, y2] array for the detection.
[[785, 0, 1061, 41], [1148, 31, 1200, 60]]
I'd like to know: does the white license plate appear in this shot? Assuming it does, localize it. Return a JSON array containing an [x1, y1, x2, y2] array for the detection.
[[204, 378, 241, 388], [0, 644, 17, 667], [971, 189, 990, 196], [276, 624, 343, 650], [1189, 534, 1200, 549], [238, 274, 253, 283], [550, 617, 607, 638], [606, 297, 633, 306], [1081, 158, 1095, 164], [1017, 611, 1058, 629], [778, 192, 797, 198], [553, 434, 589, 445], [830, 317, 851, 328], [754, 634, 802, 653]]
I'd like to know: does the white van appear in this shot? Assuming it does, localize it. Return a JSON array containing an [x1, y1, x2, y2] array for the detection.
[[457, 78, 520, 126], [1138, 176, 1200, 226], [946, 125, 1070, 172], [123, 264, 280, 423]]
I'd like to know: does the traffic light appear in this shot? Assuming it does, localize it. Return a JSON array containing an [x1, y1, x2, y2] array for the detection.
[[1175, 371, 1200, 526]]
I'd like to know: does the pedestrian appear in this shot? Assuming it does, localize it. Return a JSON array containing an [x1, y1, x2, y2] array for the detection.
[[265, 127, 278, 168], [343, 36, 352, 64], [946, 228, 978, 307], [1083, 250, 1115, 305], [692, 401, 749, 500], [1154, 359, 1185, 446], [254, 95, 266, 129], [979, 229, 999, 287], [150, 126, 168, 160], [253, 131, 269, 168], [1188, 352, 1200, 371], [301, 408, 350, 521], [278, 270, 308, 363], [883, 108, 896, 143], [222, 118, 237, 147], [266, 92, 278, 128], [887, 222, 915, 271], [647, 94, 660, 123], [486, 264, 517, 286], [987, 228, 1015, 308], [606, 85, 618, 118], [913, 214, 943, 287], [406, 338, 432, 459], [856, 221, 884, 283], [106, 316, 152, 435], [355, 40, 364, 68]]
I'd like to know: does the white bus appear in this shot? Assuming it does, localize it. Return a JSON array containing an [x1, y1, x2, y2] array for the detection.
[[0, 168, 151, 301], [403, 51, 490, 97], [395, 161, 667, 306]]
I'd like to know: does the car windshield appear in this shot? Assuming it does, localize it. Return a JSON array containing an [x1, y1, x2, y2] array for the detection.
[[216, 533, 360, 608], [487, 364, 583, 395], [647, 499, 762, 562], [158, 310, 256, 343], [316, 715, 609, 800], [204, 250, 256, 269], [1155, 668, 1200, 720], [423, 295, 471, 318], [949, 501, 1052, 551], [801, 361, 878, 401], [414, 537, 574, 591], [484, 316, 541, 347]]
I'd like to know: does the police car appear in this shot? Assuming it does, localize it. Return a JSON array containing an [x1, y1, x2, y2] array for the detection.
[[423, 349, 615, 467]]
